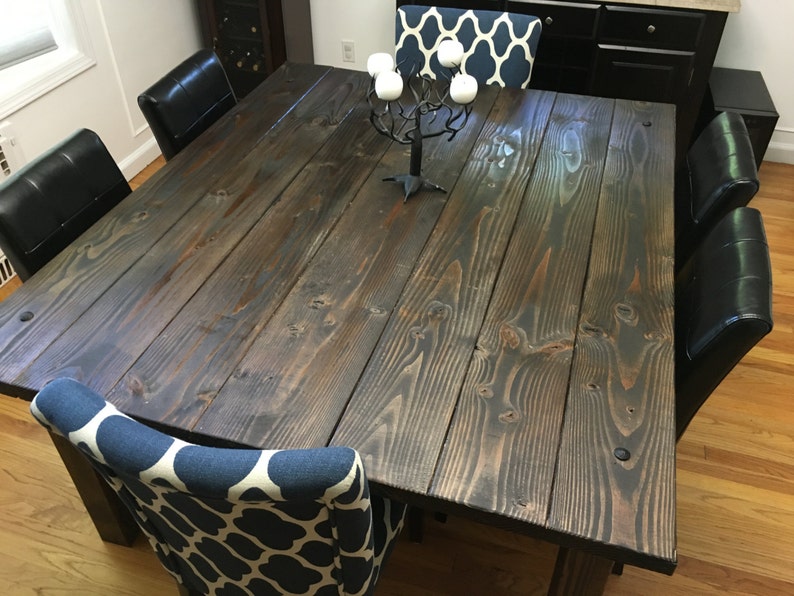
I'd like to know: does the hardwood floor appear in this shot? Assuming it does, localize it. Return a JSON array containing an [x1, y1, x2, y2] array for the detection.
[[1, 160, 792, 595]]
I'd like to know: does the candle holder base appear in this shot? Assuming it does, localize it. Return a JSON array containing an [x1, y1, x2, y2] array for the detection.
[[383, 174, 447, 202]]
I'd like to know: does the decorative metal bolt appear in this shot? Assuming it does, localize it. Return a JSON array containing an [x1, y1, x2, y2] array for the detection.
[[614, 447, 631, 461]]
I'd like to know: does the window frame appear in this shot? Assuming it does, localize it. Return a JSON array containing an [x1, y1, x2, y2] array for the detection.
[[0, 1, 96, 120]]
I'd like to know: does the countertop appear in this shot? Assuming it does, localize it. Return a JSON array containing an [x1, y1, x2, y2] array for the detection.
[[514, 0, 740, 13]]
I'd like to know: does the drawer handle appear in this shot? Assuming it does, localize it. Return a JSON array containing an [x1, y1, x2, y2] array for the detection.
[[647, 24, 656, 34], [545, 16, 553, 26]]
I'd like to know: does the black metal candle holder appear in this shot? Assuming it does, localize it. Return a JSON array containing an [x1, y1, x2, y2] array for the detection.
[[368, 68, 474, 201]]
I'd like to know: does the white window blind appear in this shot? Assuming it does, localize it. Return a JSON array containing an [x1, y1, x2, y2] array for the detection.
[[0, 0, 58, 72]]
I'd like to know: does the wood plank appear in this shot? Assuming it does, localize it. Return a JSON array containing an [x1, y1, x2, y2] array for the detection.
[[430, 94, 615, 525], [9, 68, 364, 399], [195, 84, 504, 449], [106, 104, 392, 427], [0, 63, 331, 398], [330, 88, 558, 492], [549, 100, 677, 572]]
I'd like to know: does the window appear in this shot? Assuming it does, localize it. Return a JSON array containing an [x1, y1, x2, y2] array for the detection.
[[0, 0, 58, 71], [0, 0, 96, 119]]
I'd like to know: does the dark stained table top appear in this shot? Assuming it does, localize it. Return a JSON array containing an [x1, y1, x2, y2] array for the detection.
[[0, 63, 677, 577]]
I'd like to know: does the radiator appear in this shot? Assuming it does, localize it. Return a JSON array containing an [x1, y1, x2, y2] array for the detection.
[[0, 121, 23, 179], [0, 122, 21, 284]]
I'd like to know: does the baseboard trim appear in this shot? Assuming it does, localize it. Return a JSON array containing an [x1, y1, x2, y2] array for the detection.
[[118, 136, 162, 180]]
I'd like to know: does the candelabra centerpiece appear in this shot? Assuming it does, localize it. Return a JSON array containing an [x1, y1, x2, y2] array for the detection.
[[367, 40, 478, 201]]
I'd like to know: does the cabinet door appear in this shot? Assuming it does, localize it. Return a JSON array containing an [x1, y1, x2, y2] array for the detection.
[[592, 45, 694, 104], [509, 1, 599, 94]]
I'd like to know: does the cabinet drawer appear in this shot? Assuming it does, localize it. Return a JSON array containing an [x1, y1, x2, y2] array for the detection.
[[599, 6, 705, 51], [508, 1, 598, 39]]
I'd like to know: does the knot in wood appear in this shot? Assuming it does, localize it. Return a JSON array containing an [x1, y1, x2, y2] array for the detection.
[[585, 382, 600, 392], [644, 330, 667, 341], [580, 323, 605, 337], [614, 302, 638, 324], [19, 311, 34, 322], [410, 326, 425, 340], [499, 409, 519, 423], [476, 384, 493, 398], [125, 375, 145, 397], [368, 306, 386, 315], [426, 301, 451, 322], [288, 324, 304, 337], [309, 297, 328, 309], [499, 324, 521, 349]]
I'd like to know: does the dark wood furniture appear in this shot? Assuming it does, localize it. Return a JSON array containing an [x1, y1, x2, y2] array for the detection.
[[702, 67, 779, 169], [197, 0, 287, 97], [0, 64, 677, 594], [399, 0, 738, 162]]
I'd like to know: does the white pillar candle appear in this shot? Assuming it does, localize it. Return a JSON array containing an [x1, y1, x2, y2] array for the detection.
[[437, 39, 464, 68], [367, 52, 394, 78], [449, 73, 478, 105], [375, 70, 404, 101]]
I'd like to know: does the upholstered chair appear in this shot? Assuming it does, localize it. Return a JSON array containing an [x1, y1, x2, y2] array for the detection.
[[675, 207, 773, 438], [675, 111, 759, 268], [0, 128, 131, 281], [31, 378, 406, 595], [138, 49, 237, 161], [395, 5, 542, 88]]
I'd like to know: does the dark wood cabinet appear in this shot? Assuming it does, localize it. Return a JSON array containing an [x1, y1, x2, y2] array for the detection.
[[197, 0, 287, 98], [397, 0, 731, 163]]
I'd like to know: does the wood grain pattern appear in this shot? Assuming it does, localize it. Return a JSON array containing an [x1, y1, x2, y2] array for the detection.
[[430, 93, 615, 525], [549, 100, 677, 572], [2, 160, 790, 596], [107, 104, 389, 428], [0, 63, 331, 398], [195, 84, 503, 449], [12, 69, 366, 402], [330, 88, 557, 492]]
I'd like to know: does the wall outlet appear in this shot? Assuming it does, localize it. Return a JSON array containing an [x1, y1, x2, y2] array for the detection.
[[341, 40, 356, 63]]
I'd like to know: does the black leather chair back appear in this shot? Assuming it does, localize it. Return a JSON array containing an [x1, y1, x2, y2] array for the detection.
[[137, 49, 236, 161], [0, 129, 131, 281], [675, 207, 773, 437], [676, 111, 759, 268]]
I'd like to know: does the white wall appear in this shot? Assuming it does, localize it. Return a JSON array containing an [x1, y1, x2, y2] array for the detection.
[[715, 0, 794, 164], [310, 1, 794, 164], [2, 0, 202, 179], [310, 0, 395, 72]]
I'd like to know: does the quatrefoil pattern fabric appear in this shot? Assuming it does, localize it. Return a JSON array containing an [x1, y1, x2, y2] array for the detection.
[[31, 378, 406, 595], [396, 5, 541, 88]]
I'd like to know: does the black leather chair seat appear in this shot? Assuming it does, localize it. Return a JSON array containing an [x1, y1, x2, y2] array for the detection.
[[676, 111, 759, 269], [0, 129, 131, 280], [138, 49, 236, 161], [675, 207, 773, 437]]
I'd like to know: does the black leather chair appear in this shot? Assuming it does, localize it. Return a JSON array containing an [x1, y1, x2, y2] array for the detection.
[[137, 49, 237, 161], [0, 129, 131, 281], [675, 207, 773, 438], [675, 111, 759, 269]]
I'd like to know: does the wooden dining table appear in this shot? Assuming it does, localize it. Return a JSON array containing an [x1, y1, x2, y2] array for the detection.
[[0, 63, 677, 593]]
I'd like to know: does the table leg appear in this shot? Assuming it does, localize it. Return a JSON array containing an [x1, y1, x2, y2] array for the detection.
[[49, 432, 140, 545], [548, 547, 615, 596]]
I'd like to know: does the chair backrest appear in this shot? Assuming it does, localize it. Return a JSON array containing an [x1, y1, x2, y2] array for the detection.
[[138, 49, 237, 161], [31, 378, 405, 595], [396, 5, 541, 88], [675, 207, 773, 438], [676, 111, 759, 266], [0, 129, 131, 281]]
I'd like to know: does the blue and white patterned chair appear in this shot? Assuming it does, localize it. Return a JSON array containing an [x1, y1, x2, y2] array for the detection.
[[395, 5, 542, 88], [30, 378, 406, 595]]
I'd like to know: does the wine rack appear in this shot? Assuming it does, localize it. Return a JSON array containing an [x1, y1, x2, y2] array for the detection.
[[198, 0, 286, 98]]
